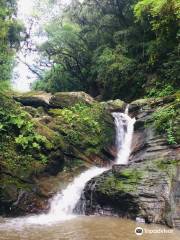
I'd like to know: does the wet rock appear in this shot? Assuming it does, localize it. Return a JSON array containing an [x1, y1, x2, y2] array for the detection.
[[170, 167, 180, 229], [78, 95, 180, 228], [77, 159, 180, 227], [10, 191, 49, 216], [129, 96, 180, 164]]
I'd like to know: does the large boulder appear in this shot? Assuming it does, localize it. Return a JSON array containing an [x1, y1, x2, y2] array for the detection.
[[100, 99, 126, 112], [14, 91, 52, 108], [49, 92, 95, 108], [77, 159, 179, 228]]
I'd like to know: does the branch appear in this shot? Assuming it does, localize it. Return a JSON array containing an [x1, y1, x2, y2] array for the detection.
[[17, 57, 43, 79]]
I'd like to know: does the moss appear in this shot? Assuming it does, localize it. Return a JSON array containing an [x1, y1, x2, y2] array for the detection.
[[64, 158, 87, 171], [98, 169, 143, 195], [156, 159, 179, 168], [0, 94, 53, 178], [174, 91, 180, 100], [48, 103, 115, 156], [101, 99, 125, 111], [13, 91, 51, 99], [0, 175, 31, 192], [155, 159, 179, 178], [97, 159, 179, 198], [131, 98, 154, 107], [50, 92, 94, 108]]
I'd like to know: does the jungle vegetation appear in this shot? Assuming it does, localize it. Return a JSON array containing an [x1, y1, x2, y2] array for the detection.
[[33, 0, 180, 101], [0, 0, 23, 90]]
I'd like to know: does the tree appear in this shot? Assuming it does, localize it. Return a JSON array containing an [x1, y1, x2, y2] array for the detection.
[[34, 21, 92, 93], [0, 0, 23, 90], [134, 0, 179, 63], [34, 0, 179, 100]]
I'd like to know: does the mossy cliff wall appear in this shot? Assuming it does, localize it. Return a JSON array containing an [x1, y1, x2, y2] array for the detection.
[[1, 91, 179, 229], [77, 95, 180, 228], [0, 91, 119, 216]]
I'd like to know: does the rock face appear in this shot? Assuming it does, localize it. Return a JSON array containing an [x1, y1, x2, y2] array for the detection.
[[77, 95, 180, 228], [129, 96, 179, 164], [0, 92, 115, 216], [77, 160, 179, 227]]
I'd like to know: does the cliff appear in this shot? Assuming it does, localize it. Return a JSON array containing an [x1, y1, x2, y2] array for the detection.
[[76, 95, 180, 228], [0, 91, 120, 216]]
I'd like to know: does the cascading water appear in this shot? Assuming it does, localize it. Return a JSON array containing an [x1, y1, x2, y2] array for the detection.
[[10, 167, 107, 226], [48, 167, 107, 221], [2, 107, 135, 227], [112, 107, 136, 165]]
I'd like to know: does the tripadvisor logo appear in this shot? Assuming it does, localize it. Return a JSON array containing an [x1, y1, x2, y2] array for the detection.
[[135, 227, 144, 236]]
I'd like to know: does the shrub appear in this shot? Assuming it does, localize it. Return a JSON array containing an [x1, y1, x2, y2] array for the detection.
[[0, 94, 51, 173], [152, 104, 178, 144]]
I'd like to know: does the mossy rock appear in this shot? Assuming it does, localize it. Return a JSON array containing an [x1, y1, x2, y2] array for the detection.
[[129, 95, 177, 113], [79, 158, 179, 225], [49, 92, 95, 108], [0, 92, 116, 216], [13, 91, 52, 108], [100, 99, 126, 112], [48, 103, 115, 157]]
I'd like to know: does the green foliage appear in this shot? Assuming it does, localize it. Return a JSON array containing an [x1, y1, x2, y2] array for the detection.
[[134, 0, 179, 64], [156, 159, 179, 171], [32, 0, 179, 100], [49, 103, 114, 155], [33, 21, 90, 92], [91, 46, 135, 99], [0, 0, 22, 90], [33, 64, 80, 93], [134, 0, 179, 34], [152, 104, 178, 144], [0, 94, 51, 173], [147, 84, 175, 98]]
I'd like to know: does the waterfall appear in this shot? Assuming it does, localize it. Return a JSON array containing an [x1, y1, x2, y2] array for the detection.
[[49, 167, 107, 219], [18, 167, 107, 225], [5, 107, 135, 226], [112, 108, 136, 165]]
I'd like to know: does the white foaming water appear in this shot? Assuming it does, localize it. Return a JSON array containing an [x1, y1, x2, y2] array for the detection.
[[112, 107, 136, 165], [48, 167, 107, 221], [1, 107, 135, 228], [2, 167, 107, 227]]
